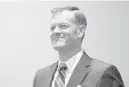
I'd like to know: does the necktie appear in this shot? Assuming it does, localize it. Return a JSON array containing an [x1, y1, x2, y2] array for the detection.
[[55, 63, 67, 87]]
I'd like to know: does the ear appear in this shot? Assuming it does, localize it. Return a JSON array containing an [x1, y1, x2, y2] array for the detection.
[[77, 25, 85, 38]]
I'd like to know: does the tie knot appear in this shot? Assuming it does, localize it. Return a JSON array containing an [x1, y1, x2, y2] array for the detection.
[[58, 63, 67, 72]]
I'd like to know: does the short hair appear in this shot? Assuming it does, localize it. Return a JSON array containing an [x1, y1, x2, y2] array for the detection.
[[51, 6, 87, 42]]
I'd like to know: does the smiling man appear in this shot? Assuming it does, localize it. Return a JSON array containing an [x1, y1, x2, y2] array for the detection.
[[33, 6, 124, 87]]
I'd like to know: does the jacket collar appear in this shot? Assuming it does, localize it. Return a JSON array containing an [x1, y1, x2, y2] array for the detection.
[[49, 51, 92, 87]]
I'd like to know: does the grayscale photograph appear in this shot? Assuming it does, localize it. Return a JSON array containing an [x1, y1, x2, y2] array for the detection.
[[0, 1, 128, 87]]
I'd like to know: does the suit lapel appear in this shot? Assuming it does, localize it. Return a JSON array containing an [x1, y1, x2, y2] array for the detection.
[[48, 62, 58, 87], [47, 51, 92, 87], [66, 51, 92, 87]]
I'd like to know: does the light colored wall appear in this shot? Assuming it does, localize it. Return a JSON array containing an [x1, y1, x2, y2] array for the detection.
[[0, 1, 128, 87]]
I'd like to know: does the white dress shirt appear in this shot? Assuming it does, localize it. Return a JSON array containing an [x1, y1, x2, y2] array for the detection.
[[51, 50, 83, 87]]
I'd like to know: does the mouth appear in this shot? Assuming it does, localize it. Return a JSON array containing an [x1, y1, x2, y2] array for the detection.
[[51, 37, 65, 43], [51, 35, 65, 40]]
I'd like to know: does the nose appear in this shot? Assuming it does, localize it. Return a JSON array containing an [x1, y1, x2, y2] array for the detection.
[[54, 26, 61, 33], [53, 26, 62, 35], [50, 27, 61, 38]]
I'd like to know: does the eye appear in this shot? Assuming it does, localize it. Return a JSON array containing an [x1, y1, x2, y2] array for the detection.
[[50, 25, 56, 31], [59, 23, 69, 29]]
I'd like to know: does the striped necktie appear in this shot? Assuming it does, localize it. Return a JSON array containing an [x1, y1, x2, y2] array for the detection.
[[55, 63, 67, 87]]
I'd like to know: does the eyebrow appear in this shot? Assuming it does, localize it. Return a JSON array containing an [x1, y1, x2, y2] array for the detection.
[[51, 22, 69, 26]]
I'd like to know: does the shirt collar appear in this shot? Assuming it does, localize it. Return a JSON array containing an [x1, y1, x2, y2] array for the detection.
[[58, 50, 83, 73]]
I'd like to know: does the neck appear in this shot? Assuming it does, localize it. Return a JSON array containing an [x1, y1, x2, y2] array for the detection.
[[58, 46, 82, 62]]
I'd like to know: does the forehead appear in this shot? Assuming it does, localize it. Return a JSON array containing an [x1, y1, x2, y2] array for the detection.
[[51, 10, 75, 24]]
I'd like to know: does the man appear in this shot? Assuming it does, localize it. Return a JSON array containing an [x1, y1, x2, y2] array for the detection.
[[33, 6, 124, 87]]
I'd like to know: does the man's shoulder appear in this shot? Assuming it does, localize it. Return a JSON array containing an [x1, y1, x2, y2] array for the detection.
[[90, 58, 114, 72], [91, 59, 120, 75], [91, 59, 112, 67], [35, 62, 58, 77], [83, 51, 113, 70], [86, 59, 115, 83]]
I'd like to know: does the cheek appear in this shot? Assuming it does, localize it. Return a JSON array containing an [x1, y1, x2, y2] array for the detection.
[[68, 30, 78, 39], [63, 32, 77, 42]]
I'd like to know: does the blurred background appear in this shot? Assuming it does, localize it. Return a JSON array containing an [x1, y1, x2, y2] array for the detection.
[[0, 1, 128, 87]]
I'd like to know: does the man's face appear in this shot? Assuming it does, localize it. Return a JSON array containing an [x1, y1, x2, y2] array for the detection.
[[49, 10, 80, 51]]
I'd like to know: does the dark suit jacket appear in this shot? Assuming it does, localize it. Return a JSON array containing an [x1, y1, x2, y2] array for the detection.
[[33, 52, 124, 87]]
